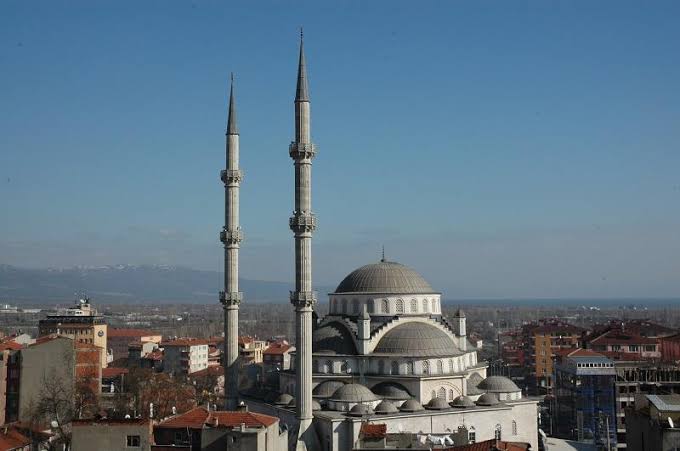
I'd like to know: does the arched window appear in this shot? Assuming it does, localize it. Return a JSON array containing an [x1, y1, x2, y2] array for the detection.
[[406, 361, 414, 375], [495, 425, 502, 440], [422, 299, 428, 312], [431, 390, 436, 400], [438, 387, 446, 399], [368, 299, 375, 313], [410, 299, 418, 313], [381, 299, 389, 314], [449, 359, 454, 373], [325, 360, 333, 374], [431, 299, 437, 312], [396, 299, 404, 314], [449, 389, 454, 400], [378, 360, 385, 374], [422, 360, 430, 375], [437, 360, 444, 374], [468, 427, 476, 444], [341, 361, 349, 374], [391, 361, 399, 375], [342, 299, 348, 314], [512, 420, 517, 436]]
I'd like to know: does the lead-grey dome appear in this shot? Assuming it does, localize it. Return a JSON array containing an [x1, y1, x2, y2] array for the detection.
[[374, 323, 457, 356], [275, 393, 293, 405], [334, 260, 435, 294], [348, 404, 375, 417], [399, 399, 425, 412], [311, 399, 322, 411], [330, 383, 380, 402], [371, 382, 412, 400], [313, 380, 346, 398], [451, 395, 475, 408], [426, 397, 451, 410], [477, 376, 520, 393], [312, 322, 357, 355], [374, 400, 399, 414], [475, 393, 500, 406]]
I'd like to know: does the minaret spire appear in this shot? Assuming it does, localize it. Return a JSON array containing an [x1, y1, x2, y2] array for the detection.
[[220, 73, 244, 411], [289, 32, 317, 450]]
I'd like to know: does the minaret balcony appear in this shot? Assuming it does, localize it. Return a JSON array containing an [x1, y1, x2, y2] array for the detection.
[[220, 169, 243, 185], [290, 290, 317, 308], [289, 142, 317, 160], [220, 228, 244, 245], [219, 291, 243, 306], [289, 214, 317, 234]]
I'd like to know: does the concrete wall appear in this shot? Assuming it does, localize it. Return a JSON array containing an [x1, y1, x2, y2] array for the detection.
[[72, 421, 152, 451]]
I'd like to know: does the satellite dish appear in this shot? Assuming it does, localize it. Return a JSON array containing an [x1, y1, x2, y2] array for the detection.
[[669, 417, 675, 428]]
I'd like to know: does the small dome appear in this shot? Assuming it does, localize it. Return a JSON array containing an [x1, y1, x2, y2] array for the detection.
[[348, 404, 375, 417], [426, 397, 450, 410], [275, 393, 293, 405], [374, 323, 457, 356], [311, 399, 322, 411], [313, 380, 346, 398], [330, 383, 380, 402], [399, 399, 425, 412], [466, 373, 484, 395], [374, 400, 399, 414], [477, 376, 520, 393], [287, 397, 296, 407], [371, 382, 412, 400], [313, 322, 357, 355], [451, 395, 475, 408], [475, 393, 500, 406], [335, 261, 435, 294]]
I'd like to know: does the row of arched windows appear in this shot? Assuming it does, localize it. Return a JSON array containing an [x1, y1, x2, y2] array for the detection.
[[332, 297, 439, 315], [314, 357, 466, 375]]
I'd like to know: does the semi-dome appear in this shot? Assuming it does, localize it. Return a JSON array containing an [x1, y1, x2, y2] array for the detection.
[[348, 404, 375, 417], [311, 399, 322, 411], [275, 393, 293, 405], [374, 323, 457, 356], [312, 322, 357, 355], [451, 395, 475, 408], [374, 400, 399, 414], [313, 380, 346, 398], [426, 397, 451, 410], [330, 383, 380, 402], [371, 382, 412, 400], [475, 393, 500, 406], [477, 376, 520, 393], [334, 260, 435, 294], [399, 399, 425, 412], [466, 373, 484, 395]]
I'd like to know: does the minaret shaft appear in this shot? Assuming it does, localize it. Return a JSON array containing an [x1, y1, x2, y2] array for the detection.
[[289, 36, 317, 448], [221, 80, 243, 411]]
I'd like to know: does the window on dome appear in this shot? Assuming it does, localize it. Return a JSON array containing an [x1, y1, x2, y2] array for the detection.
[[437, 360, 443, 374], [396, 299, 404, 314], [378, 360, 385, 374], [341, 361, 349, 373], [448, 359, 454, 373], [342, 299, 348, 314], [422, 360, 430, 375], [352, 300, 359, 314], [391, 361, 399, 375], [325, 360, 333, 374], [382, 299, 389, 314], [438, 387, 446, 399], [431, 299, 437, 312], [410, 299, 418, 313], [406, 361, 414, 374], [422, 299, 428, 312]]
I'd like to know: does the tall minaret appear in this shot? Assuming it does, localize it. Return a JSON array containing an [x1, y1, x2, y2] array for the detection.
[[289, 32, 317, 449], [219, 74, 243, 411]]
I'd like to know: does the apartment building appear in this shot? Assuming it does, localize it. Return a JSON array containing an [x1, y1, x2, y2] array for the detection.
[[162, 338, 210, 375]]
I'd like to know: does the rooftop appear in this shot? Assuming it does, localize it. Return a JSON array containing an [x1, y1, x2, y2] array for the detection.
[[334, 260, 436, 295], [158, 407, 277, 429]]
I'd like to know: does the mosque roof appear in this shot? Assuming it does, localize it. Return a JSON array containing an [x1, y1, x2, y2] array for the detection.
[[348, 404, 375, 417], [425, 397, 451, 410], [466, 373, 484, 395], [370, 382, 412, 400], [334, 260, 435, 294], [312, 322, 357, 355], [374, 400, 399, 414], [477, 376, 521, 393], [475, 393, 501, 406], [451, 395, 475, 408], [399, 399, 425, 412], [313, 380, 347, 398], [274, 394, 293, 405], [373, 322, 457, 356], [330, 383, 380, 402]]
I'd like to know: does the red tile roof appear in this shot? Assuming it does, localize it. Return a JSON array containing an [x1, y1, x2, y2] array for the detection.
[[0, 427, 31, 450], [144, 350, 164, 361], [72, 418, 150, 426], [109, 328, 160, 338], [568, 348, 606, 358], [589, 330, 657, 345], [162, 338, 210, 347], [0, 341, 22, 351], [158, 407, 277, 429], [264, 342, 293, 355], [360, 423, 387, 439]]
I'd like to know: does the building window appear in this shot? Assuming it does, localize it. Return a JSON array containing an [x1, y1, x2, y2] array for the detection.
[[495, 425, 502, 440], [629, 345, 639, 352], [449, 389, 454, 400], [410, 299, 418, 313], [437, 360, 443, 374], [422, 299, 428, 312], [341, 361, 349, 374], [431, 299, 437, 312], [422, 360, 430, 375], [406, 361, 413, 375], [645, 345, 656, 352], [468, 428, 476, 444], [126, 435, 141, 447], [325, 360, 333, 374], [438, 387, 446, 399], [352, 300, 359, 314], [449, 359, 454, 373], [378, 360, 385, 374], [382, 300, 389, 314], [342, 299, 348, 314], [391, 361, 399, 375], [431, 390, 436, 400], [512, 420, 517, 435], [396, 299, 404, 314]]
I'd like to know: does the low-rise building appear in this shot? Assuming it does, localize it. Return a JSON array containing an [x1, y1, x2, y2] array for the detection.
[[263, 341, 294, 371], [625, 394, 680, 451], [72, 418, 153, 451], [239, 336, 267, 365], [162, 338, 210, 375], [108, 329, 162, 362]]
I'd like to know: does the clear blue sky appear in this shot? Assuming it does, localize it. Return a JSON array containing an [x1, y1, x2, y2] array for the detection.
[[2, 1, 679, 299]]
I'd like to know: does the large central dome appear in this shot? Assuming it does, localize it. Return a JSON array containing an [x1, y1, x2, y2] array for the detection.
[[334, 260, 435, 294]]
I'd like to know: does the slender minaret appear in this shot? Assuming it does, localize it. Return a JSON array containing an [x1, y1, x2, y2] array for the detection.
[[289, 32, 317, 448], [219, 74, 243, 411]]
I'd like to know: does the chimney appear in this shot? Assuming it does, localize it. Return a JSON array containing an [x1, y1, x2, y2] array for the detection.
[[237, 401, 248, 412]]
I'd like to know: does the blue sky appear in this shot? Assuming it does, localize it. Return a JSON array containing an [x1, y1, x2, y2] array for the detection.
[[1, 1, 679, 299]]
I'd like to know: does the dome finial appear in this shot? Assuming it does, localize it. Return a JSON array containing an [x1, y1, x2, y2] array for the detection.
[[381, 245, 385, 262]]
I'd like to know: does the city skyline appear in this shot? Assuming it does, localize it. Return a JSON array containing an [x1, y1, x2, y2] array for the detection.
[[2, 1, 680, 299]]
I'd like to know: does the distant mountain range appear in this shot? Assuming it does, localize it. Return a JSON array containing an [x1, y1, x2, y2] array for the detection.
[[0, 264, 333, 304]]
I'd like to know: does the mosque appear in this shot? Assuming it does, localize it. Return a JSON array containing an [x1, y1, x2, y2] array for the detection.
[[220, 33, 539, 451]]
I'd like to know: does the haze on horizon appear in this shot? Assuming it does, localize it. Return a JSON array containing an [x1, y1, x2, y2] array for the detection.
[[1, 1, 679, 300]]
